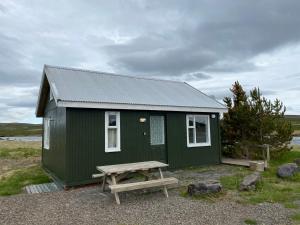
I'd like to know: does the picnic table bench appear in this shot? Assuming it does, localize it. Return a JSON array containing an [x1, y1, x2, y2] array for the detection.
[[94, 161, 178, 204]]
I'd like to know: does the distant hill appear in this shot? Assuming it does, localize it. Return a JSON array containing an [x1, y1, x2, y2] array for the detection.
[[0, 123, 42, 137], [285, 115, 300, 135]]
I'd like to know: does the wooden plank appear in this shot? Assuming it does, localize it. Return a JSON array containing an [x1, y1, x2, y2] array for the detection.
[[159, 168, 168, 198], [92, 173, 104, 178], [109, 177, 178, 193], [111, 175, 121, 205], [97, 161, 168, 174]]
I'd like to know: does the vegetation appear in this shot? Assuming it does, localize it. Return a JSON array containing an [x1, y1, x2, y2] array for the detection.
[[244, 219, 257, 225], [0, 141, 50, 196], [285, 115, 300, 136], [220, 146, 300, 209], [221, 81, 293, 159], [0, 123, 42, 137], [0, 166, 50, 196]]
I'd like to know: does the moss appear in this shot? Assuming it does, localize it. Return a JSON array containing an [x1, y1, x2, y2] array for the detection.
[[244, 219, 257, 225]]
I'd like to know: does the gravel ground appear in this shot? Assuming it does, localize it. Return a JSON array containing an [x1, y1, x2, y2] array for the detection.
[[0, 186, 292, 225]]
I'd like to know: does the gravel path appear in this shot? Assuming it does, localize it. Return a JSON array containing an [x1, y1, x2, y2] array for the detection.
[[0, 186, 292, 225]]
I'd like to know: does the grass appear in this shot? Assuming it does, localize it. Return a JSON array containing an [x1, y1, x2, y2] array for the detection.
[[0, 165, 50, 196], [220, 146, 300, 211], [291, 212, 300, 223], [0, 141, 50, 196], [0, 148, 40, 159], [244, 219, 257, 225], [0, 123, 42, 137]]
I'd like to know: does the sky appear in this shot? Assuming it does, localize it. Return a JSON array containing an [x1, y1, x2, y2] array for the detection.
[[0, 0, 300, 124]]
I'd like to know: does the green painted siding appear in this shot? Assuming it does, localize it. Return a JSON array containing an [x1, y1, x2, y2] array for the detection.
[[63, 108, 221, 186], [65, 109, 167, 186], [166, 112, 221, 169], [42, 99, 67, 184]]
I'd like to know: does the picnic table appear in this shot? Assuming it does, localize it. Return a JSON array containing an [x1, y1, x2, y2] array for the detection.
[[95, 161, 178, 204]]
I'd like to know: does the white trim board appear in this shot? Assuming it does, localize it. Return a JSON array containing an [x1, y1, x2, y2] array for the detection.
[[57, 101, 227, 113]]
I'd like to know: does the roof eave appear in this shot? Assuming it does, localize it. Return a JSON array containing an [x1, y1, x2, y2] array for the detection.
[[56, 100, 228, 113]]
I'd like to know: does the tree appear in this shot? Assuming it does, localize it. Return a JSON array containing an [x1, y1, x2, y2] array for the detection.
[[221, 82, 293, 159]]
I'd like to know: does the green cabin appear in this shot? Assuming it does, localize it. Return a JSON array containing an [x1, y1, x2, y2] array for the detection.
[[36, 65, 226, 187]]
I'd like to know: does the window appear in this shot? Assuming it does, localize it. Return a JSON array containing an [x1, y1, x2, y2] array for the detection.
[[105, 111, 120, 152], [150, 116, 165, 145], [44, 117, 50, 149], [186, 115, 210, 147]]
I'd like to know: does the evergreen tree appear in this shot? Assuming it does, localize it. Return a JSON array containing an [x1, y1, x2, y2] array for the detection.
[[221, 82, 293, 159]]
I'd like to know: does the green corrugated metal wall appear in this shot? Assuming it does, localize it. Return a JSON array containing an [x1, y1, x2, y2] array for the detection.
[[62, 108, 221, 186], [42, 100, 67, 185]]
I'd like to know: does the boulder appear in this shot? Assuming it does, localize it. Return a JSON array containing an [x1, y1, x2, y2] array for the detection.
[[277, 163, 298, 178], [239, 172, 261, 191], [187, 180, 222, 196], [294, 158, 300, 166]]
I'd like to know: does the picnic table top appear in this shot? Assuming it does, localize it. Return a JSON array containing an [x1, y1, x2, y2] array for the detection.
[[96, 161, 168, 174]]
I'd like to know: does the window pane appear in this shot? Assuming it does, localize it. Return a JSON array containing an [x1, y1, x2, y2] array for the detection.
[[108, 114, 116, 126], [108, 128, 117, 148], [150, 116, 164, 145], [195, 116, 207, 143], [188, 128, 194, 144], [188, 116, 194, 127]]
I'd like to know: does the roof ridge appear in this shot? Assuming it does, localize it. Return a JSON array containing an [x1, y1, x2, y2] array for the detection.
[[44, 64, 184, 84], [183, 82, 226, 108]]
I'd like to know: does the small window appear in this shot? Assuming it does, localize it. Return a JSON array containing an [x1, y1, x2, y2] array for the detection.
[[186, 115, 210, 147], [105, 111, 120, 152], [44, 117, 50, 149], [150, 116, 165, 145]]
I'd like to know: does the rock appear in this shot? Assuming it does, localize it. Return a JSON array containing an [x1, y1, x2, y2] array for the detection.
[[294, 158, 300, 166], [277, 163, 298, 178], [187, 180, 222, 196], [239, 172, 261, 191]]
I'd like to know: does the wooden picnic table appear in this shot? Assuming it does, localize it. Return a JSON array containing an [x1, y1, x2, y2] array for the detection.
[[96, 161, 178, 204]]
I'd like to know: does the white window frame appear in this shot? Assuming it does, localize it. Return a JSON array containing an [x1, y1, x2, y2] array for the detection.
[[186, 114, 211, 147], [105, 111, 121, 152], [150, 116, 165, 145], [44, 117, 50, 150]]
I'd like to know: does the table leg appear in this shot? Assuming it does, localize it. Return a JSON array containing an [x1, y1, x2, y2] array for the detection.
[[102, 174, 107, 192], [111, 174, 121, 205], [158, 168, 168, 198]]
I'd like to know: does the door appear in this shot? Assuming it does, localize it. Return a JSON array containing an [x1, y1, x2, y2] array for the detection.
[[149, 114, 167, 163]]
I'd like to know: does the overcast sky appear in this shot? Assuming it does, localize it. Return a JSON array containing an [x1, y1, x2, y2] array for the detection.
[[0, 0, 300, 123]]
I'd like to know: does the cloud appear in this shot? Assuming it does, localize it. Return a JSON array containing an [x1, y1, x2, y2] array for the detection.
[[0, 0, 300, 122]]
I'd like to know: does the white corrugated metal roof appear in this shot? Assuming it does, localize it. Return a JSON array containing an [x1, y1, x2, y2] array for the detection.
[[36, 65, 226, 116]]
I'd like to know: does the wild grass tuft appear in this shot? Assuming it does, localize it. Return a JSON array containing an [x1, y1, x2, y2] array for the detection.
[[0, 165, 51, 196]]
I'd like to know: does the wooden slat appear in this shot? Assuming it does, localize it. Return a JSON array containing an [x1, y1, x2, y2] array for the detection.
[[92, 173, 104, 178], [109, 177, 178, 193], [97, 161, 168, 175]]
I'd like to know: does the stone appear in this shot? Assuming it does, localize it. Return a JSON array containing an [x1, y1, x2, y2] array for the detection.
[[249, 161, 265, 172], [294, 158, 300, 166], [277, 163, 298, 178], [187, 180, 222, 196], [239, 172, 261, 191]]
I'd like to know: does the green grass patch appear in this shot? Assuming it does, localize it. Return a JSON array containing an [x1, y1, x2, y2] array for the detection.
[[220, 150, 300, 209], [291, 212, 300, 222], [244, 219, 257, 225], [0, 148, 40, 159], [0, 165, 51, 196]]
